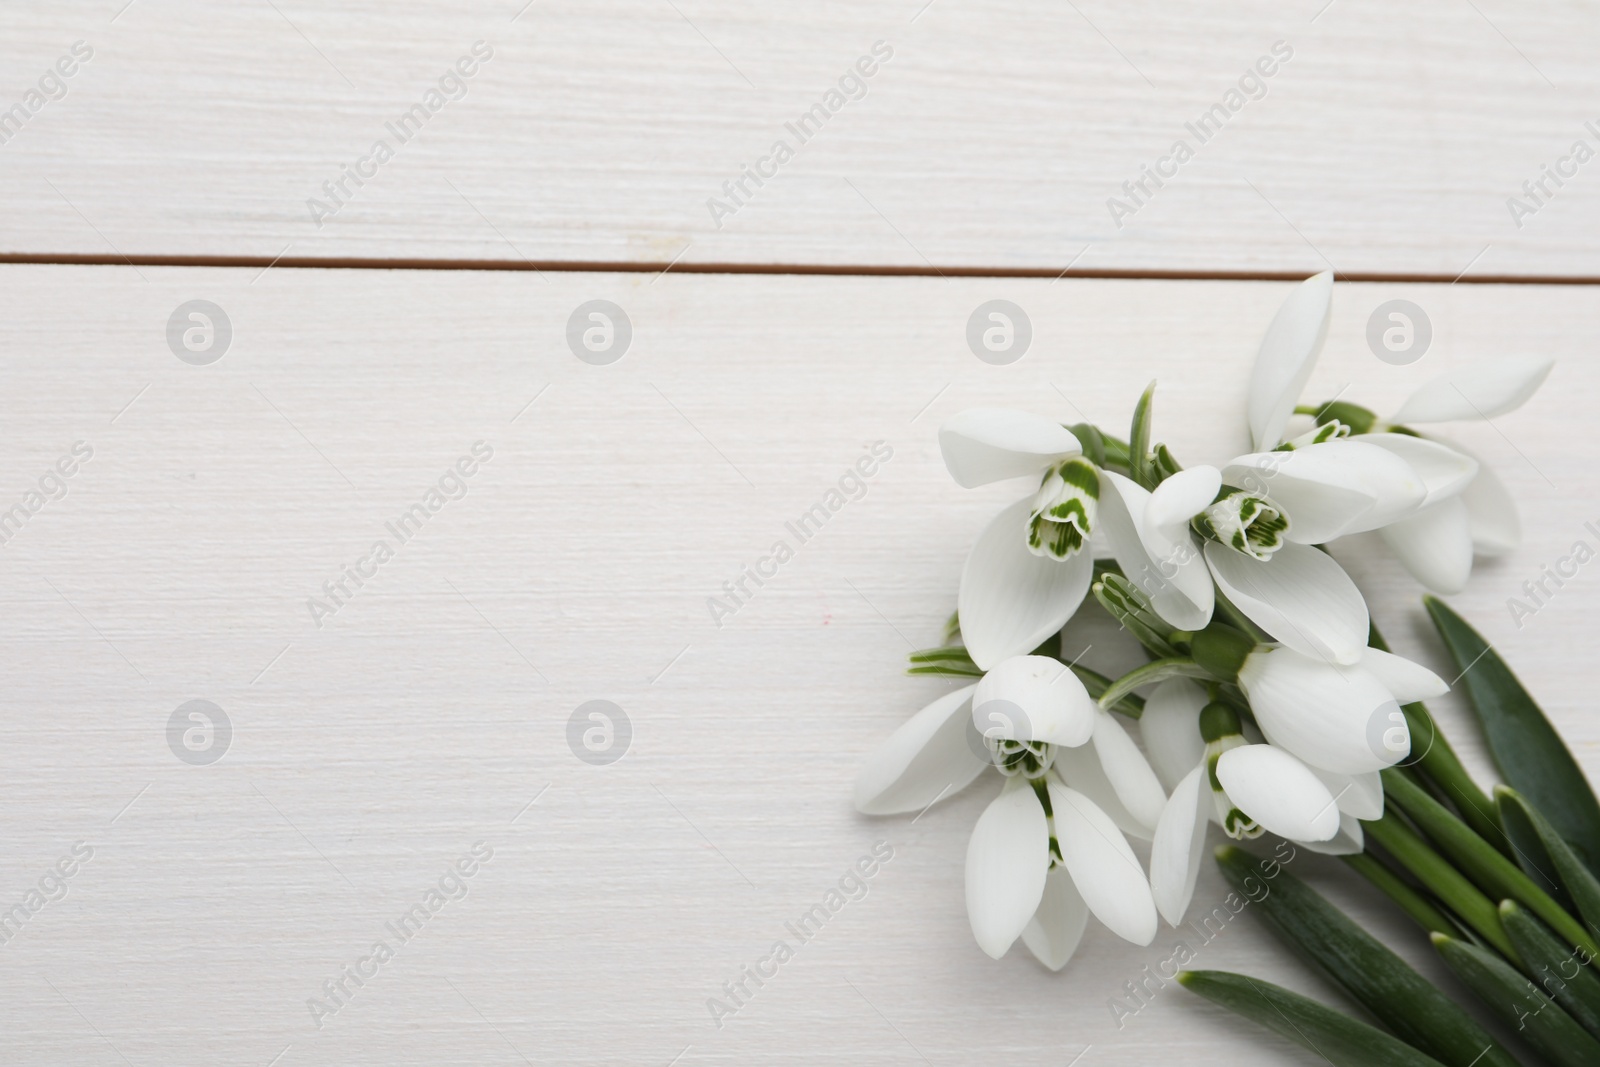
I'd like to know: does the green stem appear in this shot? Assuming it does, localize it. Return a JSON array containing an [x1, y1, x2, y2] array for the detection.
[[1069, 663, 1146, 718], [1364, 813, 1515, 957], [1095, 657, 1211, 710], [1343, 852, 1462, 939], [1383, 769, 1600, 958]]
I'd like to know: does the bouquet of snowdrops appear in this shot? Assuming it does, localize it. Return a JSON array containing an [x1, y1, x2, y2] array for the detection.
[[854, 273, 1600, 1066]]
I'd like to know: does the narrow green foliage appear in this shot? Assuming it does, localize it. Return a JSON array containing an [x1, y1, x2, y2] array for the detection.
[[1500, 899, 1600, 1040], [1128, 380, 1157, 489], [1382, 769, 1599, 957], [1426, 595, 1600, 876], [1499, 788, 1600, 947], [1215, 847, 1520, 1067], [1178, 971, 1452, 1067], [1342, 852, 1463, 939], [1433, 933, 1600, 1067], [1363, 813, 1515, 957]]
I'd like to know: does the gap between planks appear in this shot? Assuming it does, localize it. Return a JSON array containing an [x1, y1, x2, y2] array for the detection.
[[5, 252, 1600, 285]]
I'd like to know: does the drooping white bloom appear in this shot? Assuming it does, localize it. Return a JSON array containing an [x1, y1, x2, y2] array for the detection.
[[1237, 644, 1448, 775], [938, 410, 1098, 669], [1243, 272, 1551, 593], [1360, 359, 1555, 592], [1140, 679, 1366, 924], [855, 655, 1163, 969], [1208, 272, 1479, 650], [1095, 467, 1216, 632]]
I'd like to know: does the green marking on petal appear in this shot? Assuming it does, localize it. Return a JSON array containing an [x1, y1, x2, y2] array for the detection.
[[1057, 457, 1100, 499], [1026, 458, 1099, 560], [1200, 489, 1289, 562]]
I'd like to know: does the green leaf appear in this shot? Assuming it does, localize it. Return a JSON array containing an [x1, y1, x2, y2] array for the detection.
[[1363, 812, 1515, 958], [1342, 852, 1464, 939], [1382, 769, 1598, 958], [1497, 791, 1572, 911], [1500, 900, 1600, 1040], [1178, 971, 1452, 1067], [907, 643, 982, 678], [1216, 847, 1520, 1067], [1498, 788, 1600, 947], [1425, 595, 1600, 875], [1152, 442, 1183, 481], [1128, 380, 1157, 489], [907, 645, 977, 666], [1434, 932, 1600, 1067]]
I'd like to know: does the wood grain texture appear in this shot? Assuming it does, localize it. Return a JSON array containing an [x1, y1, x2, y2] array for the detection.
[[0, 266, 1592, 1064], [4, 1, 1600, 275]]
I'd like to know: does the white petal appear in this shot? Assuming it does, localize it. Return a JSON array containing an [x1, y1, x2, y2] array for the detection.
[[1150, 765, 1209, 926], [1461, 459, 1521, 556], [1204, 541, 1368, 665], [1146, 466, 1223, 552], [1090, 709, 1167, 833], [972, 655, 1095, 747], [1020, 867, 1091, 971], [1391, 358, 1555, 425], [965, 781, 1050, 959], [1098, 470, 1214, 632], [1295, 812, 1365, 856], [1353, 433, 1479, 505], [959, 497, 1094, 670], [939, 408, 1081, 488], [1223, 443, 1393, 544], [1053, 741, 1155, 842], [1216, 745, 1341, 842], [1239, 647, 1411, 774], [1222, 463, 1371, 543], [1379, 497, 1474, 594], [854, 685, 987, 815], [1306, 767, 1384, 821], [1048, 781, 1158, 946], [1139, 678, 1207, 792], [1248, 271, 1333, 451], [1358, 647, 1448, 703]]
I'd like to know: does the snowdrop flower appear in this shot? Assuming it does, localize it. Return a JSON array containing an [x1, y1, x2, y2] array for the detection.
[[1185, 624, 1449, 776], [854, 655, 1163, 969], [937, 409, 1101, 669], [1246, 270, 1552, 594], [1095, 466, 1216, 632], [1327, 359, 1553, 593], [1141, 679, 1377, 924], [1203, 271, 1463, 660]]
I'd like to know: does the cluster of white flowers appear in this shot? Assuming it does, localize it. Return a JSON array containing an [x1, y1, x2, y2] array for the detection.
[[854, 272, 1554, 970]]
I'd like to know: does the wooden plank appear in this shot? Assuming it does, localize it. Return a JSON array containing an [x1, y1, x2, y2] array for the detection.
[[4, 2, 1600, 275], [0, 265, 1593, 1062]]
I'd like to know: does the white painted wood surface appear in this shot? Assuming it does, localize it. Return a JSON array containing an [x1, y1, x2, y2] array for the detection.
[[4, 2, 1600, 275], [0, 266, 1593, 1064]]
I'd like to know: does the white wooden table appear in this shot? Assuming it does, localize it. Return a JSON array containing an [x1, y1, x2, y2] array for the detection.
[[2, 5, 1597, 1065]]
